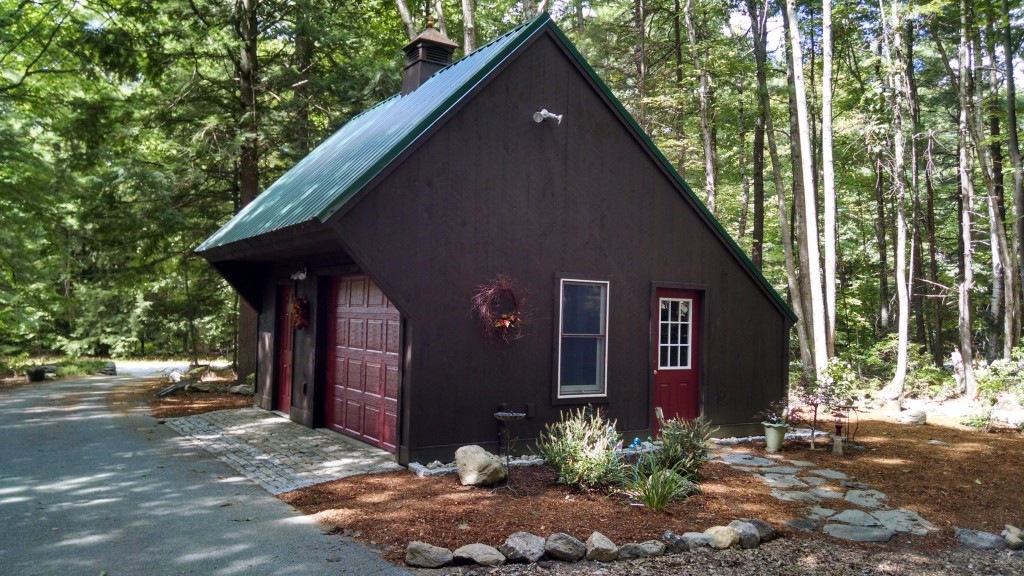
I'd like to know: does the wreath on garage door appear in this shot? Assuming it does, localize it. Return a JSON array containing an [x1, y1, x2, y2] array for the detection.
[[292, 296, 310, 330]]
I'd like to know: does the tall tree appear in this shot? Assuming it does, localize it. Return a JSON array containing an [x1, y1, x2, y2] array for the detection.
[[1004, 0, 1024, 302], [822, 0, 838, 356], [684, 0, 717, 214], [785, 0, 829, 377], [462, 0, 477, 53], [957, 0, 977, 396]]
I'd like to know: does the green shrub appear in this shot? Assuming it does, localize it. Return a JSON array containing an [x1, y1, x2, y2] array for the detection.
[[961, 407, 994, 432], [54, 359, 109, 378], [624, 454, 699, 510], [534, 406, 624, 490], [654, 416, 715, 480]]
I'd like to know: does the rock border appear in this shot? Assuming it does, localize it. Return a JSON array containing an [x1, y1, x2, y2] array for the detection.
[[404, 519, 777, 569]]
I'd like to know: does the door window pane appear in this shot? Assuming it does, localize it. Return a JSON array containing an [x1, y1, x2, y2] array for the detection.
[[658, 297, 692, 369]]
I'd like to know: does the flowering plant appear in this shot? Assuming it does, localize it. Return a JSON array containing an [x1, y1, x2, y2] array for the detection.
[[755, 399, 791, 426]]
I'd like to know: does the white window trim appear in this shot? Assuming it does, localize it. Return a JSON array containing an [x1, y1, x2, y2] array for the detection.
[[658, 297, 693, 370], [556, 278, 610, 399]]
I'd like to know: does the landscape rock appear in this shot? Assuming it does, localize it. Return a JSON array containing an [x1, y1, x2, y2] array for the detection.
[[168, 370, 183, 383], [704, 526, 740, 549], [25, 366, 46, 382], [955, 528, 1007, 550], [499, 532, 546, 563], [823, 524, 895, 542], [809, 469, 849, 480], [809, 487, 844, 500], [545, 532, 586, 561], [229, 384, 254, 396], [406, 541, 453, 568], [873, 509, 938, 535], [680, 532, 716, 549], [845, 489, 888, 509], [831, 509, 882, 527], [898, 409, 927, 425], [771, 489, 822, 503], [661, 531, 690, 554], [1005, 524, 1023, 539], [1004, 533, 1023, 550], [728, 520, 761, 549], [585, 531, 618, 562], [617, 541, 665, 560], [96, 361, 116, 375], [740, 518, 776, 542], [787, 519, 817, 532], [802, 476, 828, 486], [453, 543, 505, 567], [454, 445, 507, 486], [721, 453, 775, 466], [756, 473, 807, 488]]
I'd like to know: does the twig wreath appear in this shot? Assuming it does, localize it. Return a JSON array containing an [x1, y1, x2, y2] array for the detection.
[[292, 296, 310, 330], [471, 275, 526, 343]]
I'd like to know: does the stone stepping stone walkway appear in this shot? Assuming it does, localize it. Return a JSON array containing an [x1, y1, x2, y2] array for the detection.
[[720, 450, 938, 543]]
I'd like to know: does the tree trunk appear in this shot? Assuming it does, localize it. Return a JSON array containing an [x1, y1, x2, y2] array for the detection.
[[461, 0, 476, 53], [822, 0, 837, 357], [876, 150, 890, 331], [785, 0, 829, 377], [957, 0, 977, 397], [738, 79, 750, 240], [394, 0, 417, 40], [235, 0, 259, 384], [634, 0, 649, 130], [1004, 0, 1024, 315], [684, 0, 716, 214], [748, 0, 766, 270], [906, 21, 927, 350], [879, 0, 909, 407], [925, 134, 943, 366], [784, 8, 816, 368]]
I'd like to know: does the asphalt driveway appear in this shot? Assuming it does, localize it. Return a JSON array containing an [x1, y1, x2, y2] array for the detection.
[[0, 376, 410, 576]]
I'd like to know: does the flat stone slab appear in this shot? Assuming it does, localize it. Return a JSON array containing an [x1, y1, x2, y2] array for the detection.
[[787, 519, 817, 532], [721, 453, 776, 467], [823, 524, 895, 542], [955, 528, 1007, 550], [756, 473, 808, 488], [831, 509, 882, 527], [760, 466, 803, 474], [731, 466, 764, 473], [803, 476, 828, 486], [809, 469, 849, 480], [785, 460, 816, 467], [771, 489, 822, 503], [874, 509, 938, 536], [809, 487, 844, 500], [807, 507, 836, 521], [845, 489, 888, 509]]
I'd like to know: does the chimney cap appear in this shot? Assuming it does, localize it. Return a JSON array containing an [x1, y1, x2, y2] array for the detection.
[[405, 18, 459, 50]]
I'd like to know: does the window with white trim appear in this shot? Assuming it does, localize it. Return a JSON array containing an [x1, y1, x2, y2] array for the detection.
[[658, 298, 692, 369], [557, 279, 609, 397]]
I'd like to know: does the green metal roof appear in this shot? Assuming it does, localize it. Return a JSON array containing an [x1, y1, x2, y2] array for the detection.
[[196, 15, 548, 253], [196, 13, 795, 322]]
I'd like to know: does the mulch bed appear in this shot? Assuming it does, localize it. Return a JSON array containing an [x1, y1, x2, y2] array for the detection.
[[110, 377, 253, 418], [280, 411, 1024, 564]]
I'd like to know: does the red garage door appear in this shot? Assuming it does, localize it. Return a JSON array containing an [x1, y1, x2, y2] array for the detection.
[[325, 276, 400, 452]]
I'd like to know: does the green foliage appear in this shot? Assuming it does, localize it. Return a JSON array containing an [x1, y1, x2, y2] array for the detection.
[[624, 454, 699, 510], [54, 359, 109, 378], [534, 406, 624, 491], [654, 416, 715, 480], [975, 352, 1024, 405], [961, 407, 994, 432]]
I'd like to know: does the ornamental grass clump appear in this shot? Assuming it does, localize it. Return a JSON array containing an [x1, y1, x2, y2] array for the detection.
[[624, 454, 700, 510], [534, 406, 624, 490]]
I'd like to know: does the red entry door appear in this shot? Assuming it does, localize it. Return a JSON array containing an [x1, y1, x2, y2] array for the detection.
[[325, 276, 401, 453], [652, 288, 701, 436], [275, 285, 294, 412]]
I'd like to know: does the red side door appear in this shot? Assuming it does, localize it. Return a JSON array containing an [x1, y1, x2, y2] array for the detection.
[[652, 288, 701, 436], [325, 276, 401, 453], [275, 285, 294, 412]]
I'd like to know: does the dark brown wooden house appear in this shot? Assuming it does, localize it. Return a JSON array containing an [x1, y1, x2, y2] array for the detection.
[[197, 13, 795, 465]]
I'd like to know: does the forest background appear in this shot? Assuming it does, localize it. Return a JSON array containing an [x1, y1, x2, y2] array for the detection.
[[3, 0, 1024, 410]]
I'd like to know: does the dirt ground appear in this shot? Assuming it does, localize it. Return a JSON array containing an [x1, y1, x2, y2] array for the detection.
[[111, 377, 253, 418], [279, 408, 1024, 565]]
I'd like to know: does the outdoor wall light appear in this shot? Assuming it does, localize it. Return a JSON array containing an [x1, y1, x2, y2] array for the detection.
[[533, 108, 563, 125], [290, 267, 307, 280]]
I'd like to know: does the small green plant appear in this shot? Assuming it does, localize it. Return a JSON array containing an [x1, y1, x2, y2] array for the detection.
[[534, 406, 624, 490], [655, 416, 715, 480], [54, 359, 109, 378], [623, 454, 698, 510], [961, 407, 994, 432]]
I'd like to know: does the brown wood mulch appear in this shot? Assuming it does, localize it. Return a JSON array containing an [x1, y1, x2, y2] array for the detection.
[[280, 410, 1024, 565]]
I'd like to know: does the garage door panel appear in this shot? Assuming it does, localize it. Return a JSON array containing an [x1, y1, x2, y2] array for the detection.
[[325, 276, 400, 454]]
